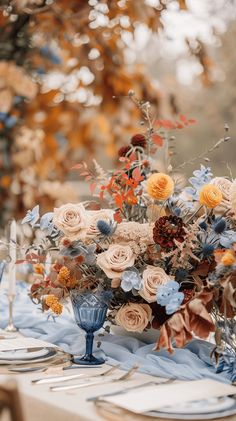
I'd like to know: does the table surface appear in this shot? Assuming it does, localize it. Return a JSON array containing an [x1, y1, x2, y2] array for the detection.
[[0, 365, 162, 421], [0, 331, 235, 421]]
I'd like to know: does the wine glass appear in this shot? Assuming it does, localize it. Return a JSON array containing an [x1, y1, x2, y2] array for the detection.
[[70, 290, 109, 365]]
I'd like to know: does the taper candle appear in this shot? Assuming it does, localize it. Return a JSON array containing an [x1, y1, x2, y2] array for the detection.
[[8, 219, 16, 296]]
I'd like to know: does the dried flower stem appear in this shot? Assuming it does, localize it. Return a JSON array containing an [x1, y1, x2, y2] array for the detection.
[[175, 135, 231, 170]]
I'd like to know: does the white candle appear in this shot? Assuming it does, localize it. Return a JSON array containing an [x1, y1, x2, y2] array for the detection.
[[8, 219, 17, 296]]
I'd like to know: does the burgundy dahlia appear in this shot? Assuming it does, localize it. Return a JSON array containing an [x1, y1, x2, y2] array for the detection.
[[131, 133, 147, 148], [118, 145, 131, 157], [153, 215, 186, 249]]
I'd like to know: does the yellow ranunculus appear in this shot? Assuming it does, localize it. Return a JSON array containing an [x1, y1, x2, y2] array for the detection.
[[199, 184, 222, 208], [147, 173, 174, 201]]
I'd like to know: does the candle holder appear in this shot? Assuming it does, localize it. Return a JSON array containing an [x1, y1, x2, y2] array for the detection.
[[5, 294, 18, 332]]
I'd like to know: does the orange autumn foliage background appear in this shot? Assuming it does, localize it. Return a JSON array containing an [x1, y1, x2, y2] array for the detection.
[[0, 0, 234, 224]]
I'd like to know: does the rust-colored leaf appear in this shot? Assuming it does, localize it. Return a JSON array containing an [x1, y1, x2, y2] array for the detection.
[[151, 134, 163, 147], [114, 194, 124, 209], [114, 210, 123, 223], [71, 163, 83, 170], [90, 182, 97, 194]]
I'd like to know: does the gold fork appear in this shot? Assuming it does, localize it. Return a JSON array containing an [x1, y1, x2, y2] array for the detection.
[[32, 364, 120, 385], [50, 364, 139, 392]]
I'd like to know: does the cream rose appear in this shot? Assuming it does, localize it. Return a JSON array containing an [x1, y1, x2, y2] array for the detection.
[[115, 303, 152, 333], [211, 177, 232, 212], [53, 203, 88, 240], [86, 209, 114, 237], [139, 265, 170, 303], [211, 177, 232, 200], [96, 244, 135, 279]]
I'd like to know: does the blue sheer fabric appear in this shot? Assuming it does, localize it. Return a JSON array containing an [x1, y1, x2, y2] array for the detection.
[[0, 282, 230, 383]]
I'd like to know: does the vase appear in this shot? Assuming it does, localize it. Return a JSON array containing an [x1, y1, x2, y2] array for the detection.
[[70, 290, 109, 365], [110, 325, 159, 344]]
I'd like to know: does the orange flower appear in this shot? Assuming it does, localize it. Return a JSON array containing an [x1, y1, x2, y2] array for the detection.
[[45, 295, 63, 315], [57, 266, 77, 288], [221, 250, 236, 266], [126, 196, 138, 205], [199, 184, 222, 208], [147, 173, 174, 201], [34, 263, 44, 275]]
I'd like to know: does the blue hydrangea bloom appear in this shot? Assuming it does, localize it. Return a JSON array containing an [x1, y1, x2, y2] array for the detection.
[[219, 230, 236, 248], [157, 280, 180, 306], [185, 165, 213, 200], [22, 205, 40, 227], [40, 212, 54, 233], [157, 280, 184, 313], [165, 292, 185, 315], [121, 270, 142, 292]]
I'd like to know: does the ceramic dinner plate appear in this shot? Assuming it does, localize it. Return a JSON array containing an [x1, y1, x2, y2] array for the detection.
[[146, 398, 236, 420], [0, 347, 57, 365], [159, 396, 235, 414]]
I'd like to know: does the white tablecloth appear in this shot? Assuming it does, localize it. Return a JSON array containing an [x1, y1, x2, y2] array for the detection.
[[0, 366, 161, 421]]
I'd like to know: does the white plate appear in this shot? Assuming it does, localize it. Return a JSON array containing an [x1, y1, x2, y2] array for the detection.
[[146, 399, 236, 420], [159, 396, 235, 415], [0, 348, 50, 360], [0, 348, 57, 365]]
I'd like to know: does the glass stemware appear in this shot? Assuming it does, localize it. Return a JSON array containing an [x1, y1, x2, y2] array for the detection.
[[70, 290, 109, 365]]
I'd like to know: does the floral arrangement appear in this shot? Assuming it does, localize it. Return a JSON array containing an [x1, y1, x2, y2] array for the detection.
[[22, 95, 236, 378]]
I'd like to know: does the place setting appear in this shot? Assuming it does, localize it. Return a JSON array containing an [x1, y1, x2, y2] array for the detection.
[[93, 379, 236, 421]]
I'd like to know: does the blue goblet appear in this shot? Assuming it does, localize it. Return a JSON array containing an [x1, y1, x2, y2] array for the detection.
[[70, 290, 109, 365]]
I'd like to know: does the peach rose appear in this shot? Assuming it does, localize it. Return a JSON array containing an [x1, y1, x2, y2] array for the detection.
[[97, 244, 135, 279], [139, 265, 170, 303], [53, 203, 88, 240], [147, 173, 174, 201], [115, 303, 152, 332], [86, 209, 114, 237], [199, 184, 222, 208]]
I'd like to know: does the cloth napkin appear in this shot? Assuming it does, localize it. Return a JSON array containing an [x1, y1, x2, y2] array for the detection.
[[0, 282, 230, 383]]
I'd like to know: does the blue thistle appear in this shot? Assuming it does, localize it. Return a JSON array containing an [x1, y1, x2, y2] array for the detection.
[[175, 268, 188, 282], [213, 218, 227, 234], [97, 220, 113, 236], [199, 221, 207, 231], [202, 244, 215, 257]]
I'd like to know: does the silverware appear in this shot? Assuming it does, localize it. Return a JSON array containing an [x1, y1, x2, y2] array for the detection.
[[87, 381, 155, 401], [63, 364, 103, 371], [87, 378, 176, 401], [32, 364, 120, 385], [8, 366, 48, 373], [50, 364, 139, 392]]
